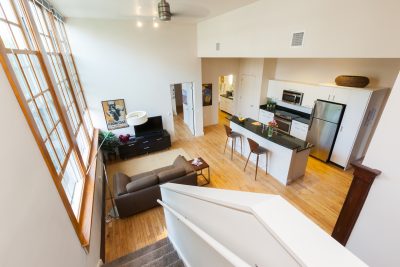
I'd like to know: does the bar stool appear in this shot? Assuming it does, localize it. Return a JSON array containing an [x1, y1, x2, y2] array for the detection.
[[223, 125, 243, 160], [244, 138, 268, 180]]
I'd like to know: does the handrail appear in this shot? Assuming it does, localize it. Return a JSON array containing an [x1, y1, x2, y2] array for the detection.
[[157, 199, 252, 267]]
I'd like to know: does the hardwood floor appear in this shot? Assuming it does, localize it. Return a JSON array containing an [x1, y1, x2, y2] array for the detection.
[[105, 110, 353, 262]]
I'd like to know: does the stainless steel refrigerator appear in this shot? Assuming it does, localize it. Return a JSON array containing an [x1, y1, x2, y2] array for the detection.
[[307, 100, 346, 162]]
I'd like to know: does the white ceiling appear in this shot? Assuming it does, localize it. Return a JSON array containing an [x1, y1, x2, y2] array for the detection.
[[50, 0, 259, 22]]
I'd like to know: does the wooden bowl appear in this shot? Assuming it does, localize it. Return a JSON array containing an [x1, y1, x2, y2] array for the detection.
[[335, 75, 370, 88]]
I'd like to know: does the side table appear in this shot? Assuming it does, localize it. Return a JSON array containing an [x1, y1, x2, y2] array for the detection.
[[188, 157, 211, 186]]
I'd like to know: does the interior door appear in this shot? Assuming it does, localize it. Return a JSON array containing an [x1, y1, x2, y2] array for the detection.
[[182, 82, 195, 135], [237, 74, 259, 120]]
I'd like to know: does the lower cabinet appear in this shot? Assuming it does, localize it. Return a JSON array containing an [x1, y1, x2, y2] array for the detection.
[[219, 96, 235, 114], [118, 130, 171, 160], [290, 120, 309, 141]]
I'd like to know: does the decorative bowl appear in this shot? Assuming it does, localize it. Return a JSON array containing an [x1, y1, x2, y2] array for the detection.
[[335, 75, 370, 88]]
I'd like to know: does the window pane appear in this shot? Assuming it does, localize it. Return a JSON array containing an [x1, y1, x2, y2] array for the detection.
[[57, 123, 69, 152], [18, 54, 40, 95], [77, 126, 89, 165], [50, 130, 65, 163], [61, 153, 84, 216], [29, 55, 48, 91], [0, 5, 5, 19], [83, 110, 93, 138], [45, 140, 61, 173], [44, 91, 59, 123], [35, 95, 53, 131], [1, 0, 18, 23], [28, 101, 46, 140], [7, 54, 31, 100], [0, 20, 16, 48], [10, 24, 27, 49]]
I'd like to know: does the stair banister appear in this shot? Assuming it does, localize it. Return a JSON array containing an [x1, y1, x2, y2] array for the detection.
[[157, 199, 251, 267]]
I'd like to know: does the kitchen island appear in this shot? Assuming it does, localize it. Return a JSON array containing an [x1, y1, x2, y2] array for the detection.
[[229, 116, 313, 185]]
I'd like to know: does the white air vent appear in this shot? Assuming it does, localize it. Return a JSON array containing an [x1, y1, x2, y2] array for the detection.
[[216, 42, 221, 51], [291, 32, 305, 47]]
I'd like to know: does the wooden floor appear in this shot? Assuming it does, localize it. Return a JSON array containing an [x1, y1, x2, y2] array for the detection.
[[105, 110, 353, 262]]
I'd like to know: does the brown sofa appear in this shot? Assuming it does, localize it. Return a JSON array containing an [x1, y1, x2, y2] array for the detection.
[[113, 155, 197, 218]]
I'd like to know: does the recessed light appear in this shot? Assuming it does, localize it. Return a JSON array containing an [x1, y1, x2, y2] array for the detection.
[[153, 21, 159, 28], [136, 21, 143, 28]]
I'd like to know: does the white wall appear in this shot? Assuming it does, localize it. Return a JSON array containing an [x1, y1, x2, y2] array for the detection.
[[201, 58, 240, 126], [66, 18, 203, 137], [346, 72, 400, 267], [197, 0, 400, 58], [0, 65, 102, 267], [274, 59, 400, 88]]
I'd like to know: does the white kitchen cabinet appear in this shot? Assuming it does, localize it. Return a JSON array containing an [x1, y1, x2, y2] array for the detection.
[[302, 86, 333, 107], [329, 87, 372, 167], [219, 96, 235, 115], [290, 120, 309, 141], [258, 109, 275, 125]]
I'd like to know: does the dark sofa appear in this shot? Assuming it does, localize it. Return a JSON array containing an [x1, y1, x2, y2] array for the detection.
[[113, 155, 197, 218]]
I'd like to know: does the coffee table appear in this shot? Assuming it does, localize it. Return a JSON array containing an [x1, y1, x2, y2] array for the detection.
[[188, 157, 210, 186]]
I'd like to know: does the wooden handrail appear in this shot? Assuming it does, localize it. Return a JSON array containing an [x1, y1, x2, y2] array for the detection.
[[332, 160, 381, 246]]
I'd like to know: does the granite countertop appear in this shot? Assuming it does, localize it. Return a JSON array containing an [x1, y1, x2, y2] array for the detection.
[[230, 116, 313, 152], [220, 94, 234, 100]]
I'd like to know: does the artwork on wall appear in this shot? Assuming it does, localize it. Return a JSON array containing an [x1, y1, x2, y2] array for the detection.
[[202, 83, 212, 106], [102, 99, 129, 130]]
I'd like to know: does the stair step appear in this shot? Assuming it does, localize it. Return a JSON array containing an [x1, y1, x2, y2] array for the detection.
[[121, 243, 175, 267], [104, 238, 170, 267], [167, 259, 185, 267], [142, 250, 180, 267]]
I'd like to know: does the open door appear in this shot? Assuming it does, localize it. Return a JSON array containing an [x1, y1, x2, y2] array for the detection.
[[182, 82, 195, 135]]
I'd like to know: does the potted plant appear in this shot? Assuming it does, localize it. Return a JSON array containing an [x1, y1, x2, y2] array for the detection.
[[98, 130, 121, 161], [267, 120, 278, 137]]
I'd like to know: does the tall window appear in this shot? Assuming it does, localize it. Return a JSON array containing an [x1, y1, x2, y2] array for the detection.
[[0, 0, 96, 246], [54, 17, 94, 139], [29, 0, 91, 165]]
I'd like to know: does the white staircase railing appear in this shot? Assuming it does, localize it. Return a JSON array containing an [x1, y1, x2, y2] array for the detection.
[[157, 200, 251, 267], [159, 183, 368, 267]]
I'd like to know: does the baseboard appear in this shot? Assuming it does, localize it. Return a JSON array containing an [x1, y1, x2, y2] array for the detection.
[[96, 259, 104, 267]]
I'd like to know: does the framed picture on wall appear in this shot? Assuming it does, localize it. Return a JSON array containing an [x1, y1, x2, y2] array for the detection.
[[102, 99, 129, 130], [202, 83, 212, 106]]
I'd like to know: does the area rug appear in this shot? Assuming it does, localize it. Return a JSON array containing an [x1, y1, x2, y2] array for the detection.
[[106, 148, 192, 181]]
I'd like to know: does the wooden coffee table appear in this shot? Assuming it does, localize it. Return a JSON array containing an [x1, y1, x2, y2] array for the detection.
[[188, 157, 210, 186]]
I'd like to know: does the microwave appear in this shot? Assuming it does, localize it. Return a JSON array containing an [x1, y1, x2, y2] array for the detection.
[[282, 90, 304, 105]]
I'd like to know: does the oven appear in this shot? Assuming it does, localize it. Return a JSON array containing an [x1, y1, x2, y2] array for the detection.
[[282, 90, 304, 105], [274, 117, 292, 134]]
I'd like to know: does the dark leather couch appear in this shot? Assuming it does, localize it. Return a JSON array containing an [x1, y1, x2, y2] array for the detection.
[[113, 155, 197, 218]]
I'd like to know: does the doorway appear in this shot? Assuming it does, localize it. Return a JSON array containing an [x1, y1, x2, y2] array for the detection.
[[170, 82, 195, 139], [218, 74, 236, 125]]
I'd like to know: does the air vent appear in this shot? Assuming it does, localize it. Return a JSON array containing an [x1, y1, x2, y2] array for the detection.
[[291, 32, 305, 47], [216, 42, 221, 51]]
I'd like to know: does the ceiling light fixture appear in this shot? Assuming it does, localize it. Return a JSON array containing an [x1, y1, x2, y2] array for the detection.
[[158, 0, 171, 21]]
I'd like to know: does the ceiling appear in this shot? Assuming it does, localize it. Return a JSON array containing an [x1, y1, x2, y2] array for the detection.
[[50, 0, 259, 23]]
